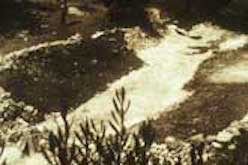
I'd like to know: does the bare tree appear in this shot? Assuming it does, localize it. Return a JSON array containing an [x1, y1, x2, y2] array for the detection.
[[58, 0, 68, 24]]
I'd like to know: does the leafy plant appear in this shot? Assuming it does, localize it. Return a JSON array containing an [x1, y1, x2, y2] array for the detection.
[[41, 109, 77, 165], [42, 88, 156, 165]]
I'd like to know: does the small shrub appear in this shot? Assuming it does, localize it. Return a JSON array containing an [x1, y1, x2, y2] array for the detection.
[[42, 88, 156, 165], [41, 109, 77, 165]]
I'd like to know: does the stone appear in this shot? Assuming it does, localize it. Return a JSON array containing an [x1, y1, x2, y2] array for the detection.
[[216, 131, 234, 143], [212, 142, 223, 149], [228, 144, 236, 150], [190, 133, 204, 141], [165, 136, 176, 143]]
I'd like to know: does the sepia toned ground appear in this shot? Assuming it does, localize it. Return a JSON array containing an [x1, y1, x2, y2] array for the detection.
[[36, 23, 248, 140], [0, 0, 248, 164]]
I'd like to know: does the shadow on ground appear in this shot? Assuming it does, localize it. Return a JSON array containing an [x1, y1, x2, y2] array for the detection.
[[0, 1, 167, 55], [0, 2, 46, 37], [0, 1, 110, 54], [154, 83, 248, 141], [153, 45, 248, 141], [162, 0, 248, 33], [0, 31, 143, 115]]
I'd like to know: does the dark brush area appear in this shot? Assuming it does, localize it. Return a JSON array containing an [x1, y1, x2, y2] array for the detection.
[[0, 31, 143, 115]]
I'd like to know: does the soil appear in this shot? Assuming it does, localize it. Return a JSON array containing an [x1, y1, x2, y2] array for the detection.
[[35, 23, 248, 140], [0, 1, 248, 163], [153, 45, 248, 141]]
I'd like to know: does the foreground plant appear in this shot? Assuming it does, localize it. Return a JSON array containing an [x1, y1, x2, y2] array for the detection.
[[42, 88, 156, 165], [41, 108, 77, 165]]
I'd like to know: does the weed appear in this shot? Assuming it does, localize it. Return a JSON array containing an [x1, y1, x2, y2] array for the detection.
[[42, 88, 156, 165]]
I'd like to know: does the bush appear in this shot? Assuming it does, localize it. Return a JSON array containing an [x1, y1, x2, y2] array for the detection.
[[42, 88, 156, 165]]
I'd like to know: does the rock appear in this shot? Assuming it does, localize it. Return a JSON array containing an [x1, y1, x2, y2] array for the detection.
[[216, 131, 234, 143], [165, 136, 177, 143], [91, 59, 98, 65], [190, 133, 204, 141], [228, 144, 236, 150], [91, 31, 105, 39], [212, 142, 223, 149], [68, 7, 86, 17], [24, 106, 35, 113]]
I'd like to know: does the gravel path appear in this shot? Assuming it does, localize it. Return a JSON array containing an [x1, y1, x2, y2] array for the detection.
[[38, 23, 230, 132]]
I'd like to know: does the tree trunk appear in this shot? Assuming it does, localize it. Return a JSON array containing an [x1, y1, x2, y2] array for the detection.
[[60, 0, 68, 24]]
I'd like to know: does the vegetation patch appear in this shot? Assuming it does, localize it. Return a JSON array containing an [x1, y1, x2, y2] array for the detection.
[[0, 31, 143, 116]]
